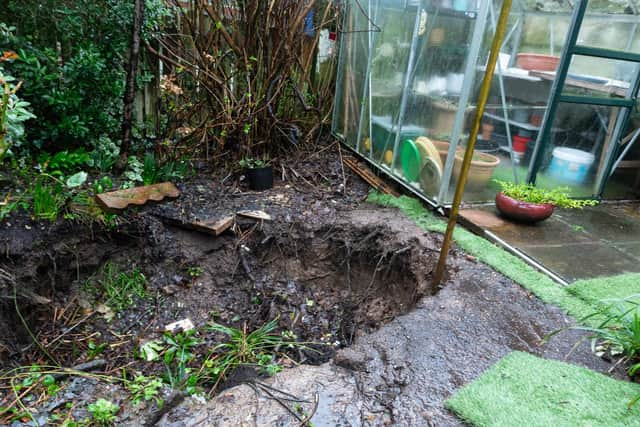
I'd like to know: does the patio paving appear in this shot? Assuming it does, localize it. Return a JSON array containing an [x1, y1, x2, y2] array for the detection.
[[460, 203, 640, 283]]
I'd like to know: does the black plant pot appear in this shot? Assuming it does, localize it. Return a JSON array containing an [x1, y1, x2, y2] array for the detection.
[[247, 166, 273, 191]]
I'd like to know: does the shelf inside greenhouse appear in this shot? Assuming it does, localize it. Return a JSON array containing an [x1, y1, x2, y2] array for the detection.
[[333, 0, 640, 206]]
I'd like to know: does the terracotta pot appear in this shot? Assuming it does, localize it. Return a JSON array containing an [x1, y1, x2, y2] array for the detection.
[[481, 123, 494, 140], [516, 53, 560, 71], [453, 151, 500, 190], [495, 192, 554, 223]]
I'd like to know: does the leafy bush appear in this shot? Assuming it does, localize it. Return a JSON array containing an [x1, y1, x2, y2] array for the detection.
[[494, 180, 599, 208], [0, 44, 35, 161], [0, 1, 171, 160]]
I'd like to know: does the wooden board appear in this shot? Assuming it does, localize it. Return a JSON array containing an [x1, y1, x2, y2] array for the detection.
[[343, 157, 400, 197]]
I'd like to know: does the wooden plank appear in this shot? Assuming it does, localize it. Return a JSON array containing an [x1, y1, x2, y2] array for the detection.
[[343, 157, 400, 197], [192, 215, 235, 235], [95, 182, 180, 212], [156, 214, 235, 236], [237, 210, 272, 221]]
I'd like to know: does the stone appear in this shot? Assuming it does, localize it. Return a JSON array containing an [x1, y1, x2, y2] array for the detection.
[[95, 182, 180, 212]]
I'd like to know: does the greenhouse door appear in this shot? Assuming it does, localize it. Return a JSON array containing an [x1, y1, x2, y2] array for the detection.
[[526, 0, 640, 198]]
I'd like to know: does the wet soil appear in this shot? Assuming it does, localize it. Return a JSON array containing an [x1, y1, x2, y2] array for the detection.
[[0, 144, 625, 426]]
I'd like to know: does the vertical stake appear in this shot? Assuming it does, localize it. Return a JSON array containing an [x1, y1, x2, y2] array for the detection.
[[432, 0, 513, 288]]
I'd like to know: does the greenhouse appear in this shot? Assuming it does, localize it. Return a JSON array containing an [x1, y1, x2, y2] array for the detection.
[[333, 0, 640, 206]]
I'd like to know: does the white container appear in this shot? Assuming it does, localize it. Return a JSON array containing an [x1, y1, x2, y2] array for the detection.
[[548, 147, 595, 184], [446, 73, 464, 94]]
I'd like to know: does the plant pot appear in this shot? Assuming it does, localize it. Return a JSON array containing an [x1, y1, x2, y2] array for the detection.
[[481, 123, 494, 140], [247, 166, 273, 191], [431, 100, 475, 137], [453, 151, 500, 190], [512, 135, 531, 153], [516, 53, 560, 72], [495, 192, 554, 223]]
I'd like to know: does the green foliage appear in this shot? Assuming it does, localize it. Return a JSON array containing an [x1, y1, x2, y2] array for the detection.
[[0, 0, 171, 160], [86, 398, 118, 426], [141, 153, 191, 185], [556, 295, 640, 407], [125, 375, 164, 408], [93, 176, 113, 194], [86, 340, 107, 361], [239, 156, 269, 169], [494, 180, 599, 208], [0, 193, 28, 221], [162, 330, 202, 393], [0, 55, 36, 162], [88, 136, 120, 172], [32, 177, 63, 221], [85, 262, 148, 312], [203, 319, 299, 390], [187, 266, 204, 278], [38, 149, 90, 177]]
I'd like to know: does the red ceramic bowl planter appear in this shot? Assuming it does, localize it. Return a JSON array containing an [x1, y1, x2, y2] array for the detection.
[[495, 192, 554, 223]]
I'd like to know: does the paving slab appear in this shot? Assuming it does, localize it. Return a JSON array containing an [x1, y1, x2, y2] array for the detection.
[[461, 202, 640, 283]]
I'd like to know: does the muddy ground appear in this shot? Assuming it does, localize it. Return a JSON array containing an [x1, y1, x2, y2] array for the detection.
[[0, 144, 622, 426]]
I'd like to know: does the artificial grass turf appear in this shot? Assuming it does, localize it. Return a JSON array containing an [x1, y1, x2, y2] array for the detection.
[[445, 351, 640, 427], [366, 191, 640, 324]]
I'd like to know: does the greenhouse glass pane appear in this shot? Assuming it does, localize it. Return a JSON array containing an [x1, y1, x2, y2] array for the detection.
[[534, 102, 620, 198], [560, 55, 637, 99]]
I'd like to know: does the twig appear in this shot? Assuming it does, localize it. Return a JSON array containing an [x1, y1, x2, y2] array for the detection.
[[239, 247, 256, 281], [337, 143, 347, 193], [298, 391, 320, 427]]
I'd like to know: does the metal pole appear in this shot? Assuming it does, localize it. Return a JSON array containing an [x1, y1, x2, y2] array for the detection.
[[432, 0, 513, 288]]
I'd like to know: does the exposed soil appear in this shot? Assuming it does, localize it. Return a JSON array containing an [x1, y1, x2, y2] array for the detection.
[[0, 144, 625, 426]]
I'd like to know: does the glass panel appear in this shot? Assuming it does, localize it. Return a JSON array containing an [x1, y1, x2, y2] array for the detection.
[[332, 0, 373, 147], [364, 3, 416, 171], [534, 102, 619, 198], [603, 115, 640, 199], [579, 1, 640, 55], [560, 55, 636, 99]]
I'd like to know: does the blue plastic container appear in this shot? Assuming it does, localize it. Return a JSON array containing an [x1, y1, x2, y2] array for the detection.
[[547, 147, 595, 184]]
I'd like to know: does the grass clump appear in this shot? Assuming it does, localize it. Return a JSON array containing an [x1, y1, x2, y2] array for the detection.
[[203, 318, 292, 390], [85, 262, 147, 312], [494, 180, 598, 208]]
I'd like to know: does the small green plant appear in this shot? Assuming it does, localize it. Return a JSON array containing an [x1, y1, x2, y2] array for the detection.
[[546, 294, 640, 407], [202, 318, 304, 392], [494, 180, 598, 209], [32, 177, 63, 220], [86, 340, 108, 360], [187, 266, 204, 278], [85, 262, 147, 311], [125, 375, 164, 408], [162, 330, 202, 393], [0, 193, 28, 221], [86, 399, 118, 426], [239, 156, 269, 169], [93, 176, 113, 194]]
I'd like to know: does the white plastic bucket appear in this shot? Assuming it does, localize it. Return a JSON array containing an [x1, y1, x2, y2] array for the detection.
[[548, 147, 595, 184]]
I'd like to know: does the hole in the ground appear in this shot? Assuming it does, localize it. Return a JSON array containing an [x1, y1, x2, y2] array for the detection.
[[1, 219, 439, 392]]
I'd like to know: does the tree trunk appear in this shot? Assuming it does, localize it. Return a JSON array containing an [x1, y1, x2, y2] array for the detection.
[[120, 0, 145, 163]]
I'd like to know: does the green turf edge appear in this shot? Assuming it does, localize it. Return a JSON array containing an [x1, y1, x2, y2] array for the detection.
[[365, 191, 640, 325], [444, 351, 640, 427]]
